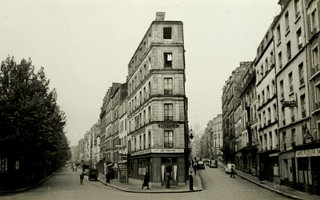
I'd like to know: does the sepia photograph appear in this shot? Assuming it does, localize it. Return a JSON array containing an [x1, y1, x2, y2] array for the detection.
[[0, 0, 320, 199]]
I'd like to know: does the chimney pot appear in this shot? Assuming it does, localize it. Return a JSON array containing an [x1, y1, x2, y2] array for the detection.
[[156, 12, 165, 21]]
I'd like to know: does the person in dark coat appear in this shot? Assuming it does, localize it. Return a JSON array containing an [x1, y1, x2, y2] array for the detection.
[[230, 165, 235, 178], [142, 172, 150, 189], [80, 173, 84, 185], [166, 171, 171, 188]]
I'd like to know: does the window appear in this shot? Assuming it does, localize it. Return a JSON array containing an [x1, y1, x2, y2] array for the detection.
[[164, 53, 172, 68], [266, 85, 270, 100], [316, 84, 320, 103], [311, 9, 318, 31], [280, 80, 284, 99], [143, 134, 146, 149], [299, 62, 304, 85], [148, 106, 151, 122], [291, 128, 296, 146], [290, 107, 295, 122], [164, 78, 173, 95], [288, 72, 293, 93], [163, 27, 172, 39], [277, 25, 281, 42], [295, 0, 300, 17], [148, 131, 151, 148], [312, 47, 319, 73], [297, 28, 302, 49], [282, 131, 287, 150], [287, 41, 291, 60], [300, 94, 306, 118], [148, 81, 152, 96], [285, 12, 290, 31], [278, 51, 283, 68], [262, 90, 265, 104], [164, 103, 173, 121], [164, 130, 174, 148], [282, 106, 286, 125]]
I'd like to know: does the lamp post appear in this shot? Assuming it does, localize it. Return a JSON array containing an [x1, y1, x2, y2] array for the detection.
[[187, 128, 194, 191]]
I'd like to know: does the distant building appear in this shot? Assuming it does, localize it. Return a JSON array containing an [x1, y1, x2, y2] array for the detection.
[[222, 62, 251, 164]]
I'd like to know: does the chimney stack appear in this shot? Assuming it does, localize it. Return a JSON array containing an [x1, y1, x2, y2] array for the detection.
[[155, 12, 165, 21]]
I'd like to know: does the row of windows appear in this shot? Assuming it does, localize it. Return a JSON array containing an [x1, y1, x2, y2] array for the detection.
[[279, 62, 305, 100], [129, 52, 174, 96], [257, 81, 276, 108], [129, 77, 175, 115]]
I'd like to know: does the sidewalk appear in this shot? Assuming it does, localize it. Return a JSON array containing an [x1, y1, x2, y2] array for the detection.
[[97, 172, 203, 193], [218, 163, 319, 200]]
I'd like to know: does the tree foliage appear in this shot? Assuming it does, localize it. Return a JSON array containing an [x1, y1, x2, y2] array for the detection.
[[0, 56, 70, 162]]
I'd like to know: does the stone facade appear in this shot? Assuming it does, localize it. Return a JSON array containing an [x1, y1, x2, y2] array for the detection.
[[126, 12, 188, 187]]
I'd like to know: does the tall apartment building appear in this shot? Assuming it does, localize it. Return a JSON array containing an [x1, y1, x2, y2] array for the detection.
[[236, 63, 259, 175], [255, 20, 280, 183], [212, 114, 223, 161], [222, 62, 251, 164], [296, 0, 320, 194], [126, 12, 188, 186], [274, 0, 311, 189], [99, 83, 127, 174]]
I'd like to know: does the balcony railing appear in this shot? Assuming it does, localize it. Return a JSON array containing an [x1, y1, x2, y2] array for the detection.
[[316, 102, 320, 110], [289, 85, 294, 93], [164, 89, 173, 95], [164, 116, 173, 121], [302, 110, 306, 118], [311, 64, 320, 75]]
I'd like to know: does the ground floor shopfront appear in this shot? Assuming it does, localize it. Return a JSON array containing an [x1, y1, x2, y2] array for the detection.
[[259, 150, 280, 184], [295, 145, 320, 195], [128, 151, 185, 187], [235, 147, 258, 175]]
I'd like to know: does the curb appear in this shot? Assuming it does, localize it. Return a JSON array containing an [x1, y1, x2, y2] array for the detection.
[[0, 172, 55, 194], [236, 174, 304, 200], [217, 164, 305, 200], [97, 178, 202, 193]]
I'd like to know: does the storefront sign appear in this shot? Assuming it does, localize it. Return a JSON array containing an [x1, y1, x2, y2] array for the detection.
[[282, 100, 297, 107], [151, 148, 184, 153], [296, 148, 320, 157], [158, 123, 179, 128], [131, 148, 184, 156]]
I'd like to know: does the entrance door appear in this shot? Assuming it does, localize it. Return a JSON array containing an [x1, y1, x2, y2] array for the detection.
[[311, 157, 320, 195], [291, 158, 297, 188]]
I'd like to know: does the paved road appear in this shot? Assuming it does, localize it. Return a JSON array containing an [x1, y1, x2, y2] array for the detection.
[[0, 167, 289, 200]]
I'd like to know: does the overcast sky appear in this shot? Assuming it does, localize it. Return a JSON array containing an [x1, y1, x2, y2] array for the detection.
[[0, 0, 281, 146]]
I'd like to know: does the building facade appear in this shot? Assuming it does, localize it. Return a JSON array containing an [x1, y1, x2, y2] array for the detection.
[[255, 20, 280, 183], [274, 0, 311, 189], [222, 62, 251, 164], [126, 12, 188, 187]]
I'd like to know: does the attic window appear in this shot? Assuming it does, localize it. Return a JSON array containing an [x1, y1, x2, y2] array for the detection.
[[163, 27, 172, 39]]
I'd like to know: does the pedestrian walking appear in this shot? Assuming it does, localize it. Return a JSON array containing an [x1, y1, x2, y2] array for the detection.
[[80, 173, 84, 185], [142, 172, 150, 189], [105, 172, 110, 183], [193, 163, 197, 175], [165, 171, 171, 188], [230, 165, 235, 178]]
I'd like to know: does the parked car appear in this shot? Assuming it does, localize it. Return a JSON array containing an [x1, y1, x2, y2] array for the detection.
[[197, 161, 205, 169], [225, 163, 235, 174], [88, 168, 99, 181], [209, 160, 218, 168], [203, 159, 210, 166], [82, 165, 90, 175]]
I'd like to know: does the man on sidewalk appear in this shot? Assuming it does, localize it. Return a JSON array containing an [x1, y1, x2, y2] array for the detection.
[[230, 165, 235, 178]]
